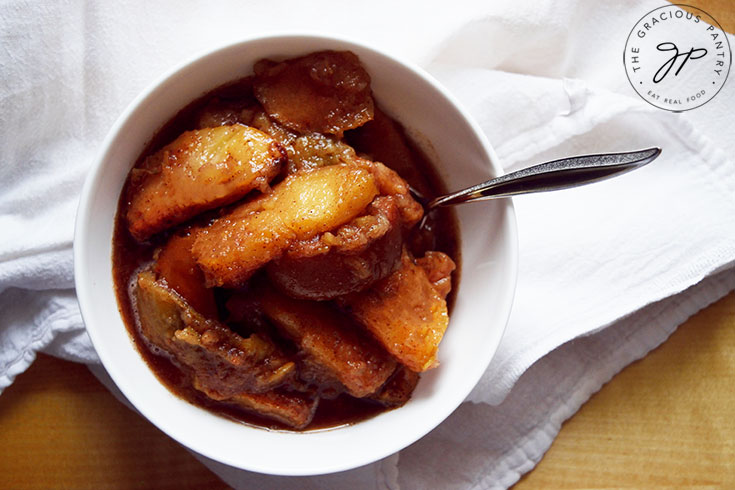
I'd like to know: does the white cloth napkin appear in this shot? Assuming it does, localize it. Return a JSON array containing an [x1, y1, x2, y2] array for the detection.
[[2, 1, 734, 488]]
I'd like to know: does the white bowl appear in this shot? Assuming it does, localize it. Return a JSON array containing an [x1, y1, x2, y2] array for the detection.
[[74, 34, 518, 476]]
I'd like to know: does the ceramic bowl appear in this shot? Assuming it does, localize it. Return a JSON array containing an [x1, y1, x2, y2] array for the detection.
[[74, 33, 518, 476]]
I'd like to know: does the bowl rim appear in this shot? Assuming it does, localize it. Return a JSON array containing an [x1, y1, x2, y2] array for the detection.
[[73, 32, 518, 476]]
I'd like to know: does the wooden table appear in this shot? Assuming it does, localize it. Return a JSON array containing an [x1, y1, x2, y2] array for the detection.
[[2, 292, 733, 488], [2, 3, 733, 488]]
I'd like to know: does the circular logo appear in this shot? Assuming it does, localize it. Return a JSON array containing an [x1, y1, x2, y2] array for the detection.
[[624, 4, 731, 111]]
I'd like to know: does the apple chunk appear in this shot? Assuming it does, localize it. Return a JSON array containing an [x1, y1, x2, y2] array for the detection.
[[253, 50, 374, 136], [339, 250, 455, 372], [134, 271, 295, 396], [127, 124, 285, 241], [256, 285, 396, 398], [192, 164, 379, 288]]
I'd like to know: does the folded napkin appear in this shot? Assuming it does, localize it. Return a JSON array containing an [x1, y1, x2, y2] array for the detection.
[[2, 1, 734, 488]]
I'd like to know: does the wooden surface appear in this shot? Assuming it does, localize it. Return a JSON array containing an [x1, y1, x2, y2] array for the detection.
[[2, 3, 734, 489], [515, 292, 735, 488], [0, 356, 227, 489], [1, 291, 733, 489]]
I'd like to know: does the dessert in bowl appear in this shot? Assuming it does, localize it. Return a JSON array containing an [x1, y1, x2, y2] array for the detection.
[[74, 34, 518, 475]]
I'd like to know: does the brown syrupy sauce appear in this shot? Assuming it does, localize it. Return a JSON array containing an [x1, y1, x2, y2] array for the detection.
[[112, 76, 461, 431]]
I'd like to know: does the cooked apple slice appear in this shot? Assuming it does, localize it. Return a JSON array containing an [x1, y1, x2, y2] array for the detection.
[[266, 162, 423, 300], [192, 164, 379, 288], [152, 232, 217, 318], [253, 50, 374, 135], [416, 251, 457, 300], [134, 271, 295, 396], [126, 124, 285, 241], [338, 250, 454, 372], [226, 390, 319, 430], [369, 366, 420, 408], [256, 285, 396, 398], [192, 377, 318, 430], [267, 196, 403, 300]]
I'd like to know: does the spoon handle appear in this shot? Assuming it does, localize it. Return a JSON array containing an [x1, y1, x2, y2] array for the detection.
[[427, 147, 661, 210]]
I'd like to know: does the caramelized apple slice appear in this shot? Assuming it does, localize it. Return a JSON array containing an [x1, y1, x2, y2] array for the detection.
[[192, 164, 379, 288], [267, 196, 403, 300], [193, 377, 318, 430], [338, 250, 454, 372], [417, 251, 457, 300], [226, 390, 318, 430], [256, 286, 396, 398], [253, 50, 374, 135], [369, 366, 420, 408], [152, 233, 217, 318], [134, 271, 295, 396], [266, 162, 423, 300], [126, 124, 285, 241]]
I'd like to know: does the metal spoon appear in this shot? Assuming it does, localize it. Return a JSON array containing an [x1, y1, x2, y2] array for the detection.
[[414, 147, 661, 215]]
